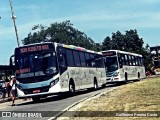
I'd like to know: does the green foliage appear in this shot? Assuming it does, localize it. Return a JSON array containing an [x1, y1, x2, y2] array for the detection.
[[102, 29, 152, 67], [22, 21, 152, 67], [22, 20, 100, 51]]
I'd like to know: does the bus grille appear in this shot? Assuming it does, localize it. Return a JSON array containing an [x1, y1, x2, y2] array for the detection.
[[22, 86, 50, 95]]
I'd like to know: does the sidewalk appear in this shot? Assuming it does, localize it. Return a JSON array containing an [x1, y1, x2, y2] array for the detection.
[[0, 93, 32, 106], [0, 96, 13, 104], [0, 97, 32, 110], [0, 92, 19, 104]]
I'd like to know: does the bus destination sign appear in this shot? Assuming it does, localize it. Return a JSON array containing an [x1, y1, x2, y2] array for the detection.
[[103, 51, 117, 56], [18, 44, 50, 54]]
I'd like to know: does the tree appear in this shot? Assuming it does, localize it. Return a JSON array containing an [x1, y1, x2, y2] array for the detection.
[[111, 31, 125, 50], [102, 29, 152, 67], [102, 36, 111, 50], [22, 20, 100, 51]]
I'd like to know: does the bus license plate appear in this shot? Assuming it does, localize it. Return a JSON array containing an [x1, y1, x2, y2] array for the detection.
[[33, 89, 40, 93]]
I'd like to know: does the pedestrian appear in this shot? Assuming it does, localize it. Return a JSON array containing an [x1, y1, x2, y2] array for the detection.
[[147, 70, 151, 76], [154, 69, 157, 75], [5, 77, 11, 98], [1, 77, 6, 100], [10, 75, 16, 106]]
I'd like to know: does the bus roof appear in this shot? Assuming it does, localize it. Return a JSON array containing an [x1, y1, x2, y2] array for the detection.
[[15, 42, 102, 55], [57, 43, 102, 55], [15, 42, 53, 48], [102, 50, 142, 57]]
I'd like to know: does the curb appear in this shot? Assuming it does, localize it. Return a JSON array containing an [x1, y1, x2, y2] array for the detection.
[[48, 87, 119, 120], [48, 76, 159, 120], [0, 98, 11, 104], [0, 97, 18, 104]]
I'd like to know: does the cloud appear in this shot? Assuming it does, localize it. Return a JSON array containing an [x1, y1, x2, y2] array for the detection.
[[1, 0, 160, 44], [1, 9, 160, 41]]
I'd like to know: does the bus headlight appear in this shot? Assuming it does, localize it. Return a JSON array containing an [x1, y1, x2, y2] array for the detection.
[[114, 72, 119, 77], [50, 78, 59, 87], [16, 84, 23, 91]]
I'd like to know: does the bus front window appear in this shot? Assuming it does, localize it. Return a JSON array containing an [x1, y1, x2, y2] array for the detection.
[[16, 52, 58, 78], [105, 57, 118, 72]]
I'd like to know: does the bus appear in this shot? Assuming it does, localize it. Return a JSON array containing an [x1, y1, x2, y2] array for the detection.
[[12, 42, 106, 102], [102, 50, 146, 83]]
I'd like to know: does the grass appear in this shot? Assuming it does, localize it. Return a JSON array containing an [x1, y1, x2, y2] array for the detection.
[[58, 77, 160, 120]]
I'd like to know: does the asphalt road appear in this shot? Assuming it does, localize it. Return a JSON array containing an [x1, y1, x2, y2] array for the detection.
[[0, 82, 134, 120]]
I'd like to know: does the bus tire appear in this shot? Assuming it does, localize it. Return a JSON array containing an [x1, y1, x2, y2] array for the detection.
[[32, 97, 40, 103], [93, 78, 98, 90], [137, 72, 140, 81], [102, 84, 106, 88], [125, 73, 128, 83], [69, 80, 75, 96]]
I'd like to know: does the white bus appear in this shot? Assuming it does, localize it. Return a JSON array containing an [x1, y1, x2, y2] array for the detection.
[[102, 50, 146, 83], [12, 42, 106, 102]]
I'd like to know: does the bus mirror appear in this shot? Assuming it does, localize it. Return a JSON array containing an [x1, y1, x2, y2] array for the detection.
[[10, 58, 12, 67], [10, 55, 15, 67], [59, 54, 63, 61], [120, 64, 123, 68]]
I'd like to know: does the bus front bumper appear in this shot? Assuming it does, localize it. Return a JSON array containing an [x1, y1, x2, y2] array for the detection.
[[17, 82, 62, 99], [106, 77, 120, 83]]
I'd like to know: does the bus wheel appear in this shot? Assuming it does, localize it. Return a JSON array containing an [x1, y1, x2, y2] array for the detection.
[[69, 81, 75, 96], [137, 73, 141, 81], [94, 78, 98, 90], [32, 97, 40, 103], [125, 73, 128, 83], [102, 84, 106, 88]]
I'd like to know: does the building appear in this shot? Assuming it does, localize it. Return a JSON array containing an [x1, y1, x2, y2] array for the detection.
[[0, 65, 12, 80], [150, 45, 160, 68]]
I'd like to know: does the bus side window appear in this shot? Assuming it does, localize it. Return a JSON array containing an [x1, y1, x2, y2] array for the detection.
[[122, 54, 125, 66], [73, 50, 81, 67], [128, 55, 132, 66], [57, 47, 67, 74], [95, 55, 104, 68], [59, 54, 67, 68], [90, 54, 96, 67], [125, 54, 129, 65], [141, 58, 144, 66], [118, 54, 123, 68], [137, 57, 141, 66], [79, 52, 86, 67], [132, 56, 136, 66], [85, 53, 91, 67], [140, 57, 144, 66], [135, 56, 138, 66]]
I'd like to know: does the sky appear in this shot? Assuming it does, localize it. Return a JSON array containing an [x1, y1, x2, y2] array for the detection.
[[0, 0, 160, 64]]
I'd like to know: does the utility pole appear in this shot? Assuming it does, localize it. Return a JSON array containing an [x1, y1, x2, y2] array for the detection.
[[9, 0, 20, 47]]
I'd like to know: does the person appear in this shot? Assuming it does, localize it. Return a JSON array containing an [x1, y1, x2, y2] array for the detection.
[[1, 77, 6, 100], [5, 77, 11, 98], [10, 75, 16, 106], [147, 70, 151, 76], [154, 69, 157, 75]]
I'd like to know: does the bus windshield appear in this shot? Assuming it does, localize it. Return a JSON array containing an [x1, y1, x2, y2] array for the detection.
[[104, 56, 118, 72], [15, 52, 58, 78]]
